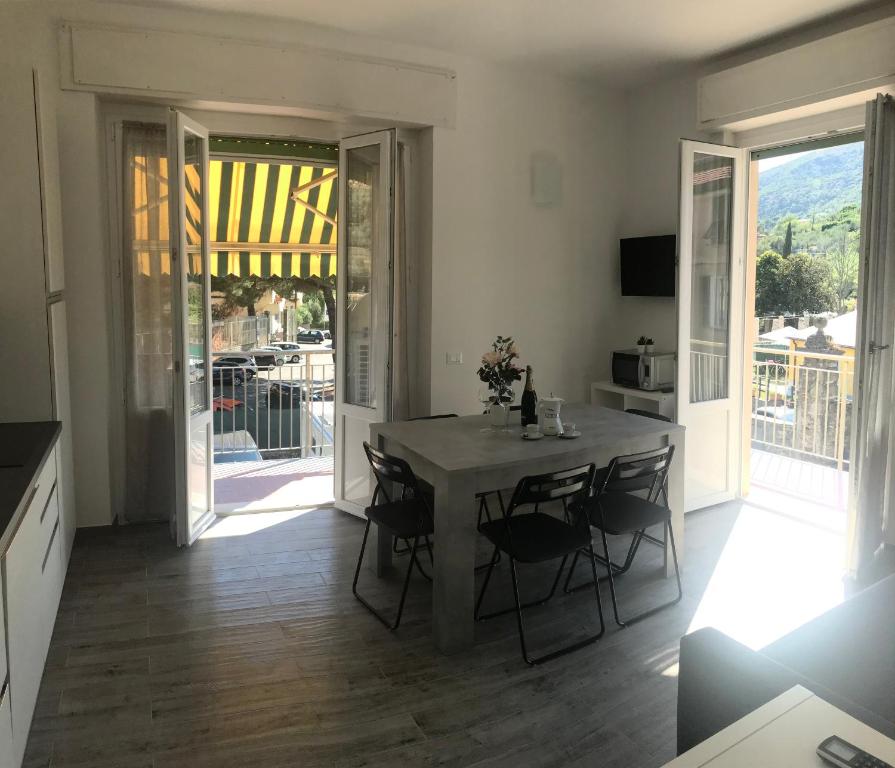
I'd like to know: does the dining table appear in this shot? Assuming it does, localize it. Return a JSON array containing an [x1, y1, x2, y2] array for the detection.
[[369, 403, 685, 654]]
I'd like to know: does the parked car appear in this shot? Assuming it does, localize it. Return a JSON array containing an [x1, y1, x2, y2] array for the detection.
[[297, 329, 325, 344], [268, 380, 312, 405], [212, 354, 258, 379], [248, 347, 286, 369], [203, 360, 250, 386], [269, 341, 303, 363]]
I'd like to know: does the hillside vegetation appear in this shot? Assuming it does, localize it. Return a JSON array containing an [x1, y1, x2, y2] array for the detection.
[[755, 142, 863, 318], [758, 142, 863, 226]]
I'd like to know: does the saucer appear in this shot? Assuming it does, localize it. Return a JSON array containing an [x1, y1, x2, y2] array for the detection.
[[521, 432, 544, 440], [558, 431, 582, 439]]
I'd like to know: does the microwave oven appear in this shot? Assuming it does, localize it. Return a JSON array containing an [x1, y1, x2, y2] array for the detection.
[[611, 350, 675, 391]]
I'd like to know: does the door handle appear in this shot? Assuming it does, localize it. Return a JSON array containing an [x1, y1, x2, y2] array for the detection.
[[869, 342, 891, 354]]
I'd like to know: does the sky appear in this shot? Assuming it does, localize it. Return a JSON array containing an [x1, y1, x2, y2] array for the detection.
[[757, 149, 814, 173]]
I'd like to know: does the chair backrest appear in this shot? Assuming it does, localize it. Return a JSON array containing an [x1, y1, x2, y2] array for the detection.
[[362, 441, 424, 505], [600, 445, 675, 503], [506, 464, 595, 516], [625, 408, 672, 423]]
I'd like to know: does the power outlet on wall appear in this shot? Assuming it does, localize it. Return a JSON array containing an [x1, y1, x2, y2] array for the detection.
[[445, 352, 463, 365]]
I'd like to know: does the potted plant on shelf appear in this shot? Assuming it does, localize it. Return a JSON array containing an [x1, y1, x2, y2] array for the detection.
[[645, 338, 655, 354], [637, 336, 648, 354], [477, 336, 524, 428]]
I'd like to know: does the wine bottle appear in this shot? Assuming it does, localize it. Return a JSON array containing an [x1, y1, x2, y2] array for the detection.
[[521, 365, 537, 426]]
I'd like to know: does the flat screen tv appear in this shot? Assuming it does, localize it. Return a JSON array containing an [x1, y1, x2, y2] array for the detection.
[[620, 235, 676, 297]]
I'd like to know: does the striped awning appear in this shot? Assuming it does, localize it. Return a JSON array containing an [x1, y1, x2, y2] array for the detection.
[[209, 160, 338, 279], [131, 156, 337, 280]]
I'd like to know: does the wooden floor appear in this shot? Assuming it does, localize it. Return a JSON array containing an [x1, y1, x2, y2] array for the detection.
[[25, 503, 748, 768]]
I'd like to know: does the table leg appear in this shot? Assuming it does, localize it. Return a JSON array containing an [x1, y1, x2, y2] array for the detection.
[[372, 432, 393, 577], [667, 428, 686, 577], [432, 469, 476, 654]]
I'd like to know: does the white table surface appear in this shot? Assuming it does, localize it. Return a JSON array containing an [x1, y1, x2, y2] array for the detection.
[[370, 403, 685, 653], [665, 685, 895, 767]]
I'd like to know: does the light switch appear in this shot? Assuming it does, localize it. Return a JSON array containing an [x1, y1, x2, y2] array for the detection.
[[445, 352, 463, 365]]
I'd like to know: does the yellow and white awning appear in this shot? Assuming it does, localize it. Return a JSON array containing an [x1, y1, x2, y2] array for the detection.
[[131, 156, 338, 280]]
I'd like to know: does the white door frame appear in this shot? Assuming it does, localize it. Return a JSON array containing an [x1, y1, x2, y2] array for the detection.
[[677, 139, 749, 511], [168, 108, 215, 545], [334, 130, 396, 517]]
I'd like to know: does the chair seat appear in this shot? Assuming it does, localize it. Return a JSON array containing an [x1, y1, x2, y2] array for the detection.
[[479, 512, 591, 563], [366, 498, 434, 539], [585, 492, 670, 535]]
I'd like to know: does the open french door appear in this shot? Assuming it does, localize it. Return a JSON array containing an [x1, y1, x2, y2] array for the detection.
[[168, 109, 214, 545], [677, 140, 748, 511], [334, 130, 395, 516]]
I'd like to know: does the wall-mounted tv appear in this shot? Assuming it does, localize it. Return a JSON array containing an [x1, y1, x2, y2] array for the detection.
[[620, 235, 676, 297]]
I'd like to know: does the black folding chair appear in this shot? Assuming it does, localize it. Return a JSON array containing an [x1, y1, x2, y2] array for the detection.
[[564, 445, 681, 627], [352, 442, 434, 631], [399, 414, 504, 570], [475, 464, 605, 665]]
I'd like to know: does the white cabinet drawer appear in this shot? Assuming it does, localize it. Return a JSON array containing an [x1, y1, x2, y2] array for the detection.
[[4, 484, 61, 765], [22, 448, 56, 537], [0, 676, 13, 768]]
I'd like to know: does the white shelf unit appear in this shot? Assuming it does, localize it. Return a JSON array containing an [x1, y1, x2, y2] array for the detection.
[[590, 380, 676, 421]]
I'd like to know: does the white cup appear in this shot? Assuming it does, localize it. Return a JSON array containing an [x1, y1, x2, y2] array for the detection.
[[562, 422, 576, 434], [525, 423, 540, 437]]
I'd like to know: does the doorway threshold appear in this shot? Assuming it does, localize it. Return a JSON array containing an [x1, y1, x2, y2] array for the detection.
[[213, 455, 334, 514]]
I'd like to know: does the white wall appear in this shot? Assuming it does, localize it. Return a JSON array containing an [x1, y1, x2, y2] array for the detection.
[[617, 71, 710, 355], [616, 5, 895, 357], [56, 91, 116, 528], [9, 0, 626, 524], [10, 0, 893, 528], [428, 64, 626, 413]]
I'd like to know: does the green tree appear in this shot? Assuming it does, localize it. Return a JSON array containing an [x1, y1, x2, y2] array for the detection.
[[781, 221, 793, 257], [781, 253, 836, 315], [210, 275, 268, 317], [755, 250, 787, 315], [820, 204, 860, 313], [755, 250, 836, 316]]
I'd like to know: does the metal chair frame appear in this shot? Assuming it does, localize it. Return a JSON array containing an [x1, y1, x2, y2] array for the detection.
[[391, 414, 502, 571], [564, 445, 682, 627], [475, 464, 605, 665], [352, 442, 434, 631]]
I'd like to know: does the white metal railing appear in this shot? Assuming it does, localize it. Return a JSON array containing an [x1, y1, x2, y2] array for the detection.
[[751, 345, 853, 469], [690, 350, 729, 403], [210, 347, 334, 459], [186, 315, 271, 353]]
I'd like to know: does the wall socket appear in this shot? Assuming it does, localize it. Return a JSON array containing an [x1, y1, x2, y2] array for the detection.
[[445, 352, 463, 365]]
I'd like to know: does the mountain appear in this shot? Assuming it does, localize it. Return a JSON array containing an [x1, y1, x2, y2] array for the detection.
[[758, 141, 863, 225]]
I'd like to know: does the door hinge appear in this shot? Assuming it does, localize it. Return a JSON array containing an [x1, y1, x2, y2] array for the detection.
[[174, 360, 181, 373]]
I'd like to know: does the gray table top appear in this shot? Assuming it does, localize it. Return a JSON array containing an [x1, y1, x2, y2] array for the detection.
[[372, 403, 683, 474]]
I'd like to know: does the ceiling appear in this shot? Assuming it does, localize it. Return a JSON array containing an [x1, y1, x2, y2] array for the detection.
[[96, 0, 881, 85]]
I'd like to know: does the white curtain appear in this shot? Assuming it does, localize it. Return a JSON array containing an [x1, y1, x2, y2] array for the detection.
[[122, 123, 176, 523], [391, 141, 414, 421], [850, 94, 895, 580]]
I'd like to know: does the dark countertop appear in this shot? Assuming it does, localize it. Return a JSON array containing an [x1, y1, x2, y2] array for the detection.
[[0, 421, 61, 554]]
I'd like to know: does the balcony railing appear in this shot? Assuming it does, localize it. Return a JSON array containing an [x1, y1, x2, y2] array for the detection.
[[210, 348, 334, 461], [751, 345, 853, 469]]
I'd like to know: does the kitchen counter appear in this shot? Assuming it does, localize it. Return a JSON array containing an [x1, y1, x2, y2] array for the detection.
[[0, 421, 61, 554]]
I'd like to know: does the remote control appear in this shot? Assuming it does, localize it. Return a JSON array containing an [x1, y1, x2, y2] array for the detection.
[[817, 735, 893, 768]]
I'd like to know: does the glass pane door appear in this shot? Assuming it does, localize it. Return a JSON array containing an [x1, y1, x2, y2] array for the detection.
[[677, 140, 747, 512], [334, 131, 394, 516], [689, 152, 734, 404], [168, 109, 214, 546], [344, 143, 381, 409]]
